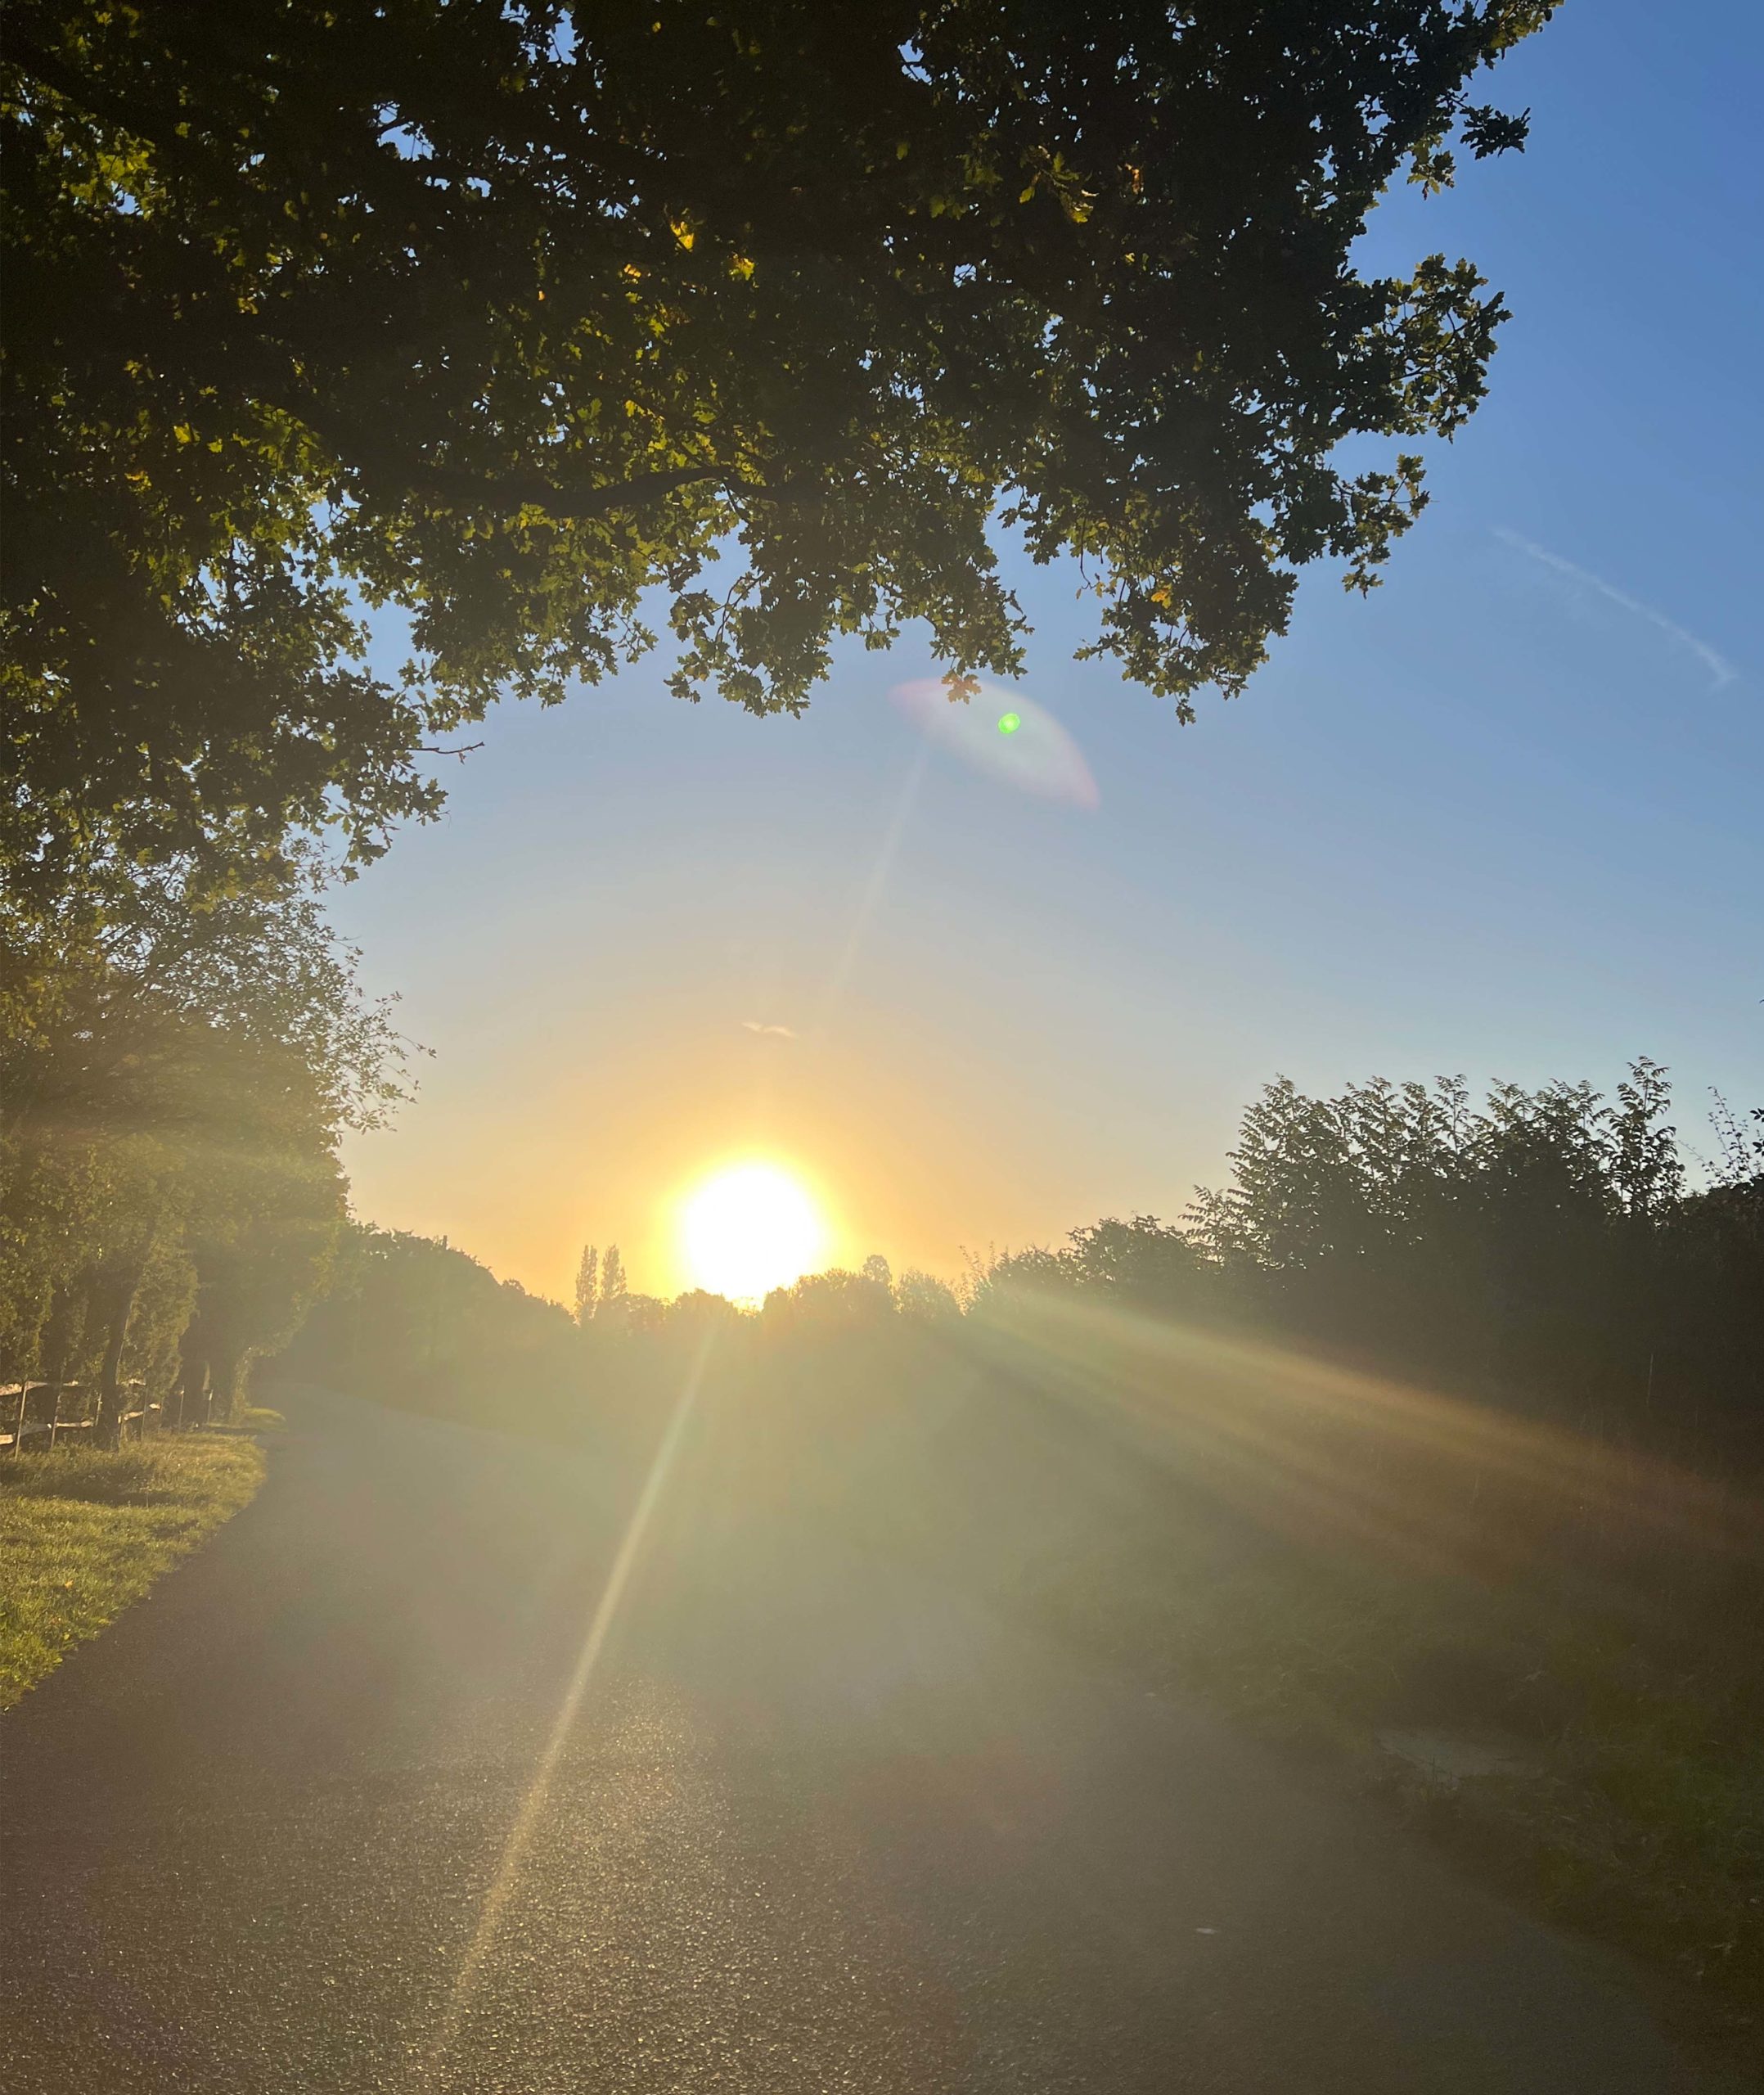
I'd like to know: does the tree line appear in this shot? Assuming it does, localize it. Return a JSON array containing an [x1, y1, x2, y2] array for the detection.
[[979, 1061, 1764, 1462], [276, 1060, 1762, 1471], [278, 1226, 962, 1440], [0, 854, 405, 1437]]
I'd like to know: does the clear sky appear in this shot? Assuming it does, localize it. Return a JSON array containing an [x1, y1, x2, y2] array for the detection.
[[332, 0, 1762, 1304]]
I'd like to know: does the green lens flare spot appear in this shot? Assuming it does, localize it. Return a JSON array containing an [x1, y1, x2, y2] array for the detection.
[[997, 711, 1022, 736]]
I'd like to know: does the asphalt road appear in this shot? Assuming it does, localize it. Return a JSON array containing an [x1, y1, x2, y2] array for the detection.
[[0, 1386, 1745, 2093]]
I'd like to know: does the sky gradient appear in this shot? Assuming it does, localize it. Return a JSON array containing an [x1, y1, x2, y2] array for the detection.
[[333, 0, 1762, 1303]]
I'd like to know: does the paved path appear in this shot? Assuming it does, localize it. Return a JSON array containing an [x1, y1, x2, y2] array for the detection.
[[0, 1388, 1744, 2093]]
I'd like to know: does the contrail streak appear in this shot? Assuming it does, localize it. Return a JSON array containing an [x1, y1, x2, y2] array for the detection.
[[1496, 528, 1737, 689]]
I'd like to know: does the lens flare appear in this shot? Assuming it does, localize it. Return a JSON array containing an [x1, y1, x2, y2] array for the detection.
[[891, 678, 1098, 809]]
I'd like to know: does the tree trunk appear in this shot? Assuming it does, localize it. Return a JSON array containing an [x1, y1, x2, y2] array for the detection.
[[95, 1278, 135, 1447], [171, 1316, 208, 1431], [209, 1346, 246, 1426], [169, 1354, 202, 1431], [186, 1343, 214, 1428]]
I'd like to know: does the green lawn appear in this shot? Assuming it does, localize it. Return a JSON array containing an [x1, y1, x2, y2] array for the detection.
[[0, 1437, 266, 1709]]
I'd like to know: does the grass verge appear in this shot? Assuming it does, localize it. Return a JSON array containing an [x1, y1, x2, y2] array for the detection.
[[0, 1436, 265, 1709], [1025, 1512, 1764, 2032]]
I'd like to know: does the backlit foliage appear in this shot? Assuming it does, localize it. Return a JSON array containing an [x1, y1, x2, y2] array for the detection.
[[4, 0, 1553, 883]]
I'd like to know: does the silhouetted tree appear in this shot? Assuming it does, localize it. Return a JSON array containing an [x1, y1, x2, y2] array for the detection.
[[896, 1269, 961, 1323], [616, 1294, 669, 1340], [762, 1266, 896, 1334], [1177, 1062, 1762, 1446], [573, 1244, 600, 1327], [964, 1061, 1760, 1456], [664, 1290, 744, 1337], [1066, 1216, 1207, 1312]]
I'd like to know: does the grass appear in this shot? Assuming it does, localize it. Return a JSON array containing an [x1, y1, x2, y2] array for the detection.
[[1021, 1503, 1764, 2031], [886, 1318, 1764, 2033], [0, 1435, 265, 1709]]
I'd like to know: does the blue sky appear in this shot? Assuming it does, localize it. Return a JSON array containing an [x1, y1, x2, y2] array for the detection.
[[334, 0, 1762, 1300]]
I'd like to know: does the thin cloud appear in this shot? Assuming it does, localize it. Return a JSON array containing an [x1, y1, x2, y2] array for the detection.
[[1497, 529, 1736, 689], [740, 1020, 797, 1038]]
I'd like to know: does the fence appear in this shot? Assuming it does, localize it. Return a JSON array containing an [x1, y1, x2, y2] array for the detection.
[[0, 1381, 160, 1456]]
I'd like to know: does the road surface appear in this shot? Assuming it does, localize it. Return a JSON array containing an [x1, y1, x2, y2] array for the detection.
[[0, 1386, 1744, 2093]]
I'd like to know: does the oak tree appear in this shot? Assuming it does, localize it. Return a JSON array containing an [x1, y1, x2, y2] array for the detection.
[[4, 0, 1555, 884]]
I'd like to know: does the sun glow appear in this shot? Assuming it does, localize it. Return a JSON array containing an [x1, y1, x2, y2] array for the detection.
[[679, 1162, 828, 1303]]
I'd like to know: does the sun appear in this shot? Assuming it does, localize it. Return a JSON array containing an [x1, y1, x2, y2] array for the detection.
[[679, 1162, 828, 1303]]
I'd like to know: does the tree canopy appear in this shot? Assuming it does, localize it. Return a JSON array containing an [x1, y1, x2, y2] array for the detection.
[[4, 0, 1555, 883]]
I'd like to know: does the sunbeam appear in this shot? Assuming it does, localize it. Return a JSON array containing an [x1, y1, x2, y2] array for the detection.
[[967, 1289, 1764, 1595], [414, 1331, 718, 2088]]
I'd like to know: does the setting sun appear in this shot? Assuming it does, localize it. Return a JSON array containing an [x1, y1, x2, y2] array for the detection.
[[678, 1162, 828, 1303]]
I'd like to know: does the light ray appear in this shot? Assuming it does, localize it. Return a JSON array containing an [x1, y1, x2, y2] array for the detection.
[[808, 742, 928, 1048], [415, 1331, 715, 2088], [969, 1289, 1763, 1588]]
